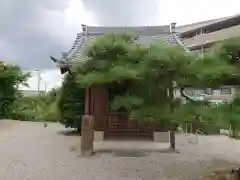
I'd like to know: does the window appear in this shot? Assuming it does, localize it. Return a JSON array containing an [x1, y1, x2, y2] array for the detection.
[[220, 87, 232, 95], [204, 88, 213, 95], [203, 28, 209, 33], [185, 89, 195, 97]]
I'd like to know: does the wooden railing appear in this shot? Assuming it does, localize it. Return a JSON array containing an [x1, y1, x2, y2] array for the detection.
[[103, 112, 139, 131], [103, 112, 166, 133]]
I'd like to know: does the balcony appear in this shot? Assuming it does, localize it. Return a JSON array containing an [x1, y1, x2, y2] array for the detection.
[[182, 24, 240, 48]]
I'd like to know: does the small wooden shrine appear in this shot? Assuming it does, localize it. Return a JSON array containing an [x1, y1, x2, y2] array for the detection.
[[51, 23, 185, 140]]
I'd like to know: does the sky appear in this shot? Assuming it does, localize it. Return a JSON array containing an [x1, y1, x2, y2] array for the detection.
[[1, 0, 240, 91]]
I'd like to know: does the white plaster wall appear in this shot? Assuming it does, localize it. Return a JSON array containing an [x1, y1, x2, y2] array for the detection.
[[174, 86, 237, 101]]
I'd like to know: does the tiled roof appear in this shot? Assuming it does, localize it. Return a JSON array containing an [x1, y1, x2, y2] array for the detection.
[[86, 25, 171, 35], [61, 24, 183, 63]]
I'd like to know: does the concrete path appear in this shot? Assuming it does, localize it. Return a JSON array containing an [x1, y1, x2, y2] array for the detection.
[[0, 120, 239, 180]]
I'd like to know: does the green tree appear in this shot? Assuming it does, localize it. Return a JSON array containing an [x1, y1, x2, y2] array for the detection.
[[74, 34, 191, 149], [34, 89, 60, 121], [12, 88, 60, 122], [73, 33, 240, 150], [204, 37, 240, 137], [178, 37, 240, 137], [57, 72, 85, 131], [0, 61, 30, 118], [203, 96, 240, 138]]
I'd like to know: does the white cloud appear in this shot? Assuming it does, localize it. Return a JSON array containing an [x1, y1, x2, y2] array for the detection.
[[65, 0, 98, 26], [25, 0, 240, 91], [20, 69, 63, 91], [23, 0, 96, 92], [158, 0, 240, 25]]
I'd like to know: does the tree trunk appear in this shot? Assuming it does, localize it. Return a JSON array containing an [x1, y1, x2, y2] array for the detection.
[[170, 129, 175, 149], [77, 127, 81, 132], [231, 124, 238, 138], [169, 83, 176, 150]]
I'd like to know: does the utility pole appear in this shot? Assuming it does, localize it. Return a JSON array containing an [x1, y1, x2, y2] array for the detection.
[[44, 83, 47, 92], [36, 70, 41, 92]]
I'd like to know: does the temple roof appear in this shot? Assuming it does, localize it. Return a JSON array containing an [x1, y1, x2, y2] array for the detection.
[[55, 23, 185, 66], [85, 25, 171, 35]]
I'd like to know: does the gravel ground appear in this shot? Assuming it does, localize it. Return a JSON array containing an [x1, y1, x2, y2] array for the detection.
[[0, 120, 239, 180]]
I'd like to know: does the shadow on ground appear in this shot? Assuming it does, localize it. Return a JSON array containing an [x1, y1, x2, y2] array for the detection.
[[57, 130, 81, 136], [94, 148, 179, 155]]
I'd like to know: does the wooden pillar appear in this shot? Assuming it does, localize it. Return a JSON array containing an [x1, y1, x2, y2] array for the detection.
[[84, 87, 94, 115], [84, 88, 90, 114], [91, 86, 109, 130], [81, 115, 94, 157]]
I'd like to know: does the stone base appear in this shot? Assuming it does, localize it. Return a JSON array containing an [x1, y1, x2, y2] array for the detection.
[[94, 131, 104, 141], [81, 150, 93, 157], [153, 131, 170, 142], [94, 141, 170, 153]]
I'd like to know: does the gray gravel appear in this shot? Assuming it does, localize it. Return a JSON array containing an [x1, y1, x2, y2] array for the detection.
[[0, 120, 239, 180]]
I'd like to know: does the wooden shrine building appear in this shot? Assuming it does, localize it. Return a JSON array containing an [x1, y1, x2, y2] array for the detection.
[[51, 23, 186, 141]]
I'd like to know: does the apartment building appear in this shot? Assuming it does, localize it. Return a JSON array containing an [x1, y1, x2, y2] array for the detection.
[[175, 14, 240, 99], [176, 13, 240, 52], [174, 86, 238, 103]]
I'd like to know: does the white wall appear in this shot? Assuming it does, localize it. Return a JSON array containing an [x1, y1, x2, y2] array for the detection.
[[174, 86, 237, 101]]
